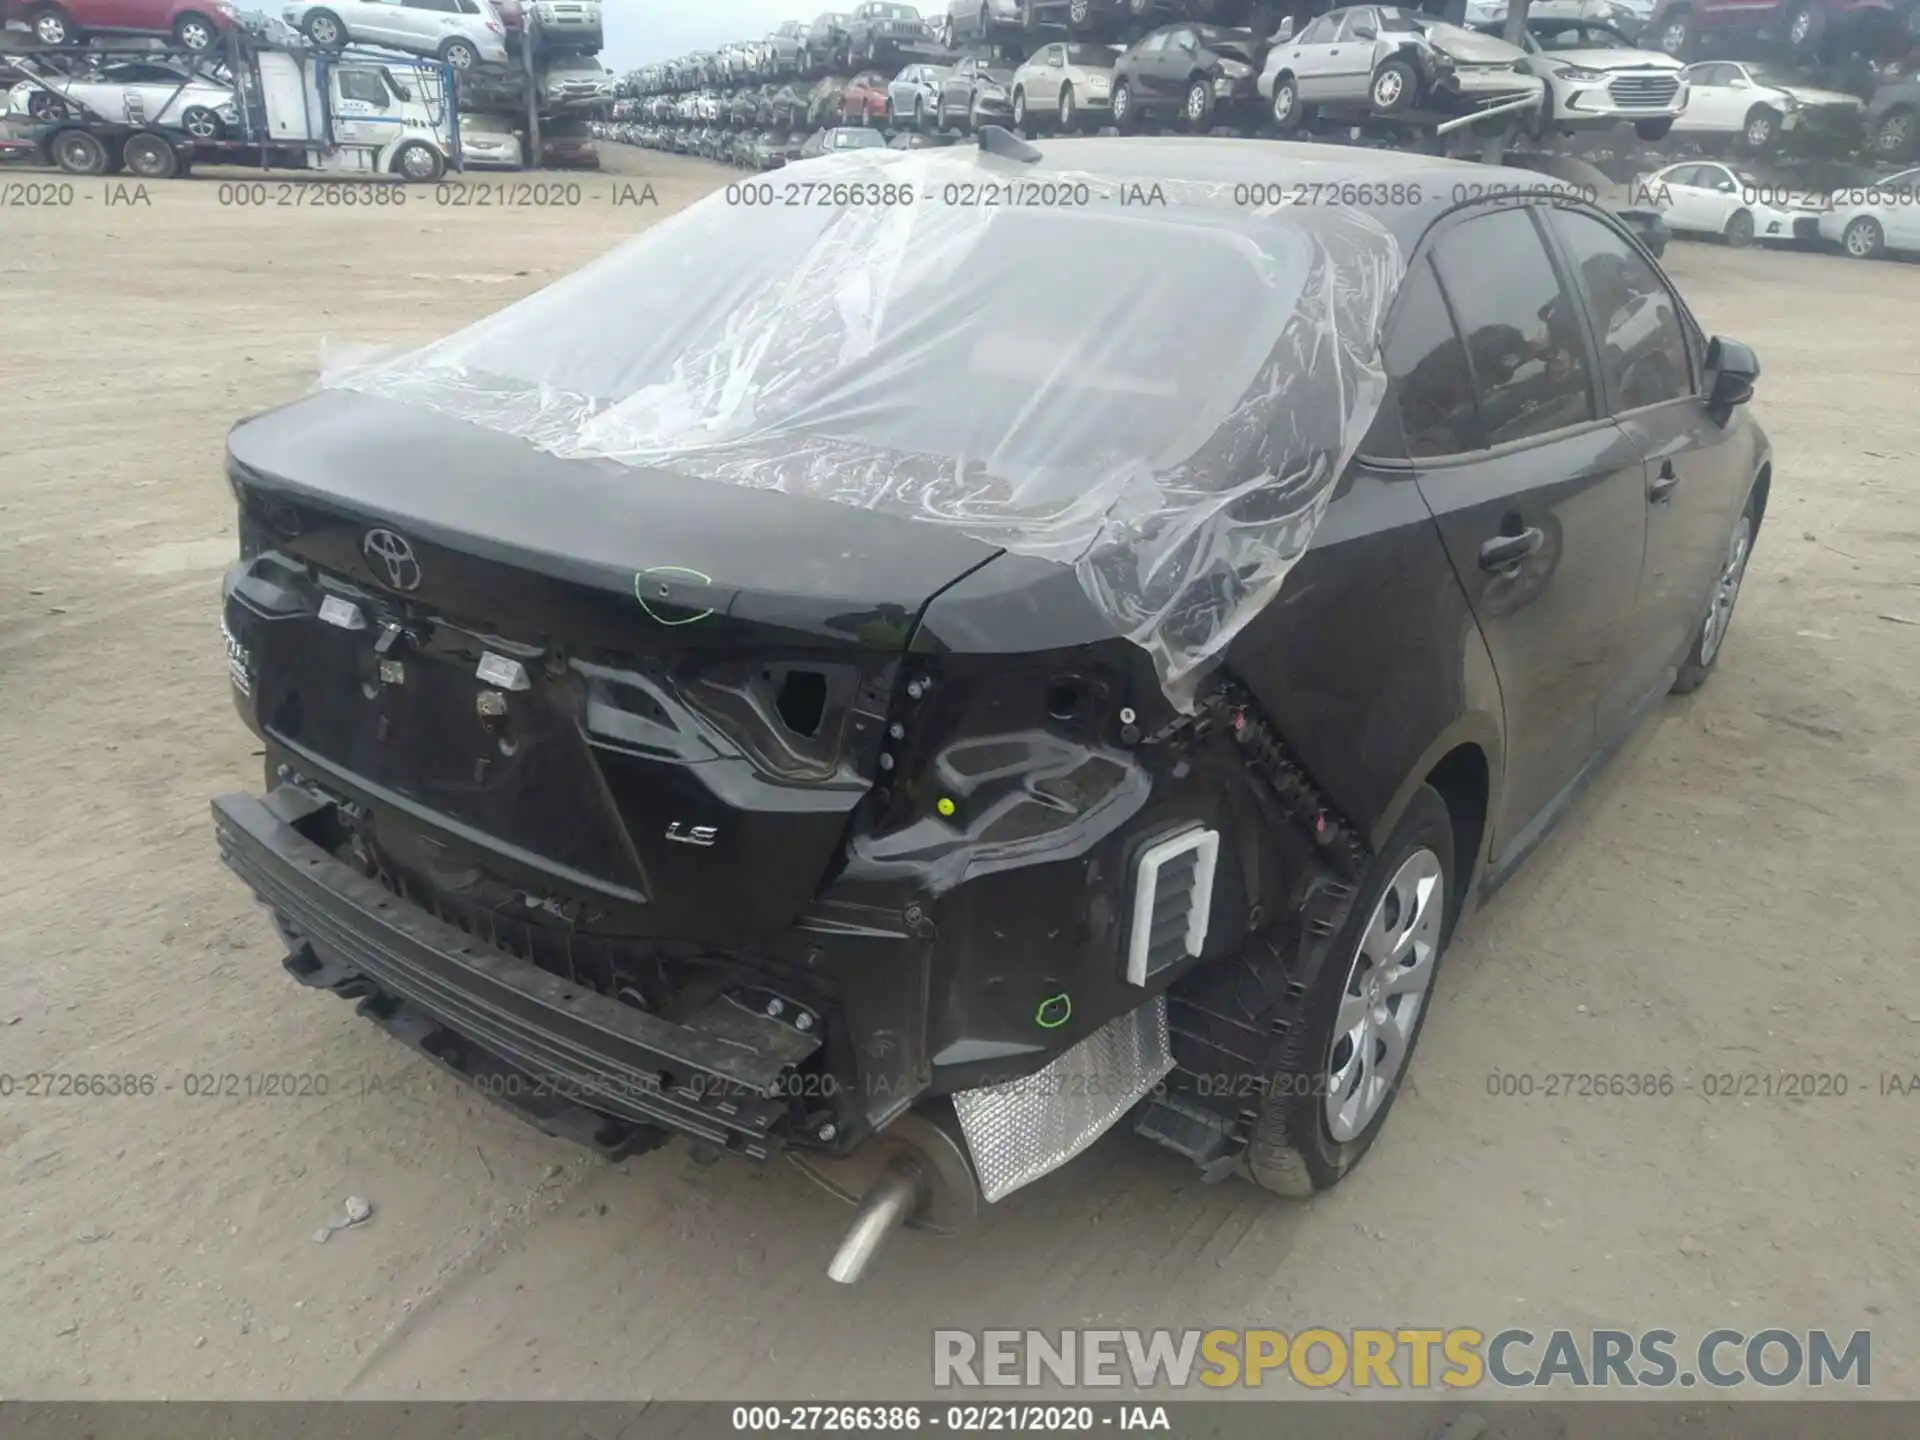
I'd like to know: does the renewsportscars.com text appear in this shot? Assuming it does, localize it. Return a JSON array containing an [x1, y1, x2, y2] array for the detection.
[[932, 1328, 1870, 1391]]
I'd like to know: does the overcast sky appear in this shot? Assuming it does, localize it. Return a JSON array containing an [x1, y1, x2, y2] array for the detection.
[[605, 1, 818, 73]]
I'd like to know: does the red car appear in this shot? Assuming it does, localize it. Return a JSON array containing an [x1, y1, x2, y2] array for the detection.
[[4, 0, 237, 50], [840, 69, 890, 124]]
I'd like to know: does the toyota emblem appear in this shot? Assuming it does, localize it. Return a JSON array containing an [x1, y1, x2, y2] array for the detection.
[[363, 528, 422, 592]]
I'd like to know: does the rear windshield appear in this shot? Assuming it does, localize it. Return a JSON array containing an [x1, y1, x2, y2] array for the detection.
[[1064, 45, 1117, 64], [325, 151, 1401, 702]]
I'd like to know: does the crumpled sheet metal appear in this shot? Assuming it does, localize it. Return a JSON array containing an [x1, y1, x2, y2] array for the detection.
[[321, 147, 1404, 707], [951, 995, 1175, 1204]]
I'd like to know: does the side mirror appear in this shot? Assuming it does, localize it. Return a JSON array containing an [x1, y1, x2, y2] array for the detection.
[[1706, 335, 1759, 413], [1274, 16, 1296, 40]]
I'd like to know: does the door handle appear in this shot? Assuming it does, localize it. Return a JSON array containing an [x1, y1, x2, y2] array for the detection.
[[1478, 527, 1544, 573], [1649, 462, 1679, 504]]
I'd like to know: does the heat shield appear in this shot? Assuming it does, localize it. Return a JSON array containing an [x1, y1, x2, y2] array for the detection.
[[951, 995, 1175, 1203], [320, 144, 1403, 707]]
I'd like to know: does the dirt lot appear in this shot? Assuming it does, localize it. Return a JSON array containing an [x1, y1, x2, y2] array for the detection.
[[1, 146, 1917, 1401]]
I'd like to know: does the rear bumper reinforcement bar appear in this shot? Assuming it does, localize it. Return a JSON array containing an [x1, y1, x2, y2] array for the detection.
[[212, 788, 820, 1158]]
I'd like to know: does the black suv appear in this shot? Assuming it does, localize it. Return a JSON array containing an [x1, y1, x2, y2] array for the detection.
[[214, 136, 1768, 1282]]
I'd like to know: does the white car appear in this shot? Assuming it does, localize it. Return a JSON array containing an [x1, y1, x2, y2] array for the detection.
[[543, 54, 613, 107], [284, 0, 510, 69], [1631, 159, 1825, 246], [458, 110, 522, 167], [1670, 60, 1863, 150], [1010, 41, 1118, 133], [531, 0, 602, 53], [1818, 166, 1920, 259], [5, 60, 236, 138], [1260, 7, 1543, 126], [1504, 17, 1686, 138]]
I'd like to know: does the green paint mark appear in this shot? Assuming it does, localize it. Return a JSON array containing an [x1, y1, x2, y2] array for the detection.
[[635, 565, 716, 626], [1035, 993, 1072, 1029]]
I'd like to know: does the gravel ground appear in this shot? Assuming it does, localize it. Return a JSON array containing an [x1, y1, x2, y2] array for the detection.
[[1, 147, 1916, 1401]]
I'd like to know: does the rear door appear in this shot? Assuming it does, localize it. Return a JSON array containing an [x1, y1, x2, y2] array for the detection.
[[1544, 204, 1755, 723], [1396, 204, 1648, 857]]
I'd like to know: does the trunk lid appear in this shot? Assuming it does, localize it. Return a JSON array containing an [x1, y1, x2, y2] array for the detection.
[[225, 390, 1001, 944]]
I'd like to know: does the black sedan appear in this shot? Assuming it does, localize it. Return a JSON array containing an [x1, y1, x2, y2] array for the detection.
[[1111, 23, 1264, 130], [213, 136, 1768, 1278]]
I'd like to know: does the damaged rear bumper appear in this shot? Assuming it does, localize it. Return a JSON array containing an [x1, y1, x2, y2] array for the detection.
[[212, 787, 822, 1159]]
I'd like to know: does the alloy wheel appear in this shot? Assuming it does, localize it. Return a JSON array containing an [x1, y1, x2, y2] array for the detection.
[[1745, 113, 1773, 147], [1273, 83, 1294, 124], [1844, 216, 1883, 258], [1059, 89, 1074, 127], [1697, 514, 1752, 667], [1788, 8, 1812, 43], [1068, 0, 1090, 20], [1186, 81, 1208, 121], [34, 12, 70, 44], [1659, 17, 1688, 54], [178, 18, 213, 48], [1877, 112, 1912, 154], [1324, 848, 1445, 1143], [309, 15, 340, 45], [1372, 70, 1403, 108]]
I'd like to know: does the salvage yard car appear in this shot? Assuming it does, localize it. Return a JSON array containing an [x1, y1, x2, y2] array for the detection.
[[1261, 6, 1543, 129], [1633, 157, 1827, 242], [1817, 164, 1920, 256], [213, 133, 1771, 1284], [1669, 59, 1864, 149], [1496, 16, 1688, 140], [1112, 22, 1262, 130], [1011, 41, 1118, 132]]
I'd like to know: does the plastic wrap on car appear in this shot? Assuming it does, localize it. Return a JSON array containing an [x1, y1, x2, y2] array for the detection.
[[318, 146, 1404, 708]]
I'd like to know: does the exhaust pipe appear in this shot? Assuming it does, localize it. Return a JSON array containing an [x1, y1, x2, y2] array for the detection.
[[826, 1166, 924, 1284], [794, 1110, 982, 1284]]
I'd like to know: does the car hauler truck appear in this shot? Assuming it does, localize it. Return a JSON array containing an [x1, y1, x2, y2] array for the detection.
[[16, 18, 461, 179]]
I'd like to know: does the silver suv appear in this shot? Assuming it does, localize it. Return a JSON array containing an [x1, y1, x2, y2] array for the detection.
[[286, 0, 510, 68]]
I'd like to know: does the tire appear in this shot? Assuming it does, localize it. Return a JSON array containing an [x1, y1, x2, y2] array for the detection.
[[1111, 78, 1138, 132], [173, 11, 217, 50], [914, 96, 926, 130], [968, 93, 984, 131], [1183, 76, 1215, 130], [1742, 105, 1777, 150], [1872, 107, 1915, 159], [303, 9, 346, 48], [441, 38, 478, 69], [1670, 501, 1757, 693], [52, 128, 109, 176], [1843, 215, 1885, 259], [1723, 208, 1754, 247], [392, 139, 445, 182], [121, 131, 178, 179], [1270, 74, 1301, 130], [180, 104, 224, 140], [1013, 86, 1028, 130], [1656, 6, 1691, 56], [1635, 116, 1674, 142], [28, 4, 75, 45], [1059, 84, 1079, 132], [1244, 785, 1456, 1197], [1067, 0, 1093, 24], [1369, 58, 1417, 114]]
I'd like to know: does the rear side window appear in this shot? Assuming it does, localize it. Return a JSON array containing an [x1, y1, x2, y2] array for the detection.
[[1430, 207, 1595, 448], [1549, 209, 1693, 412], [1382, 258, 1477, 458]]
